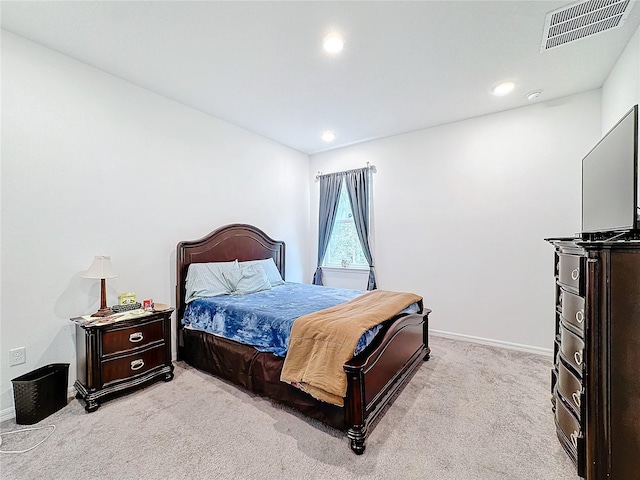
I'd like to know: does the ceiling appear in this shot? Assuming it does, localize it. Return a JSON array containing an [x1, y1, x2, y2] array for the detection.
[[2, 1, 639, 154]]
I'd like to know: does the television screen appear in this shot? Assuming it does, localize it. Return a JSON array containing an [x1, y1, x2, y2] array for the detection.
[[582, 105, 638, 234]]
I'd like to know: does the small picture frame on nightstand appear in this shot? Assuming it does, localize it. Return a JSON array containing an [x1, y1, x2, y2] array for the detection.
[[118, 292, 137, 305]]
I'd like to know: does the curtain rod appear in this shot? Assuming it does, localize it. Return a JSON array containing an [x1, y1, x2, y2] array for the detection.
[[315, 162, 377, 182]]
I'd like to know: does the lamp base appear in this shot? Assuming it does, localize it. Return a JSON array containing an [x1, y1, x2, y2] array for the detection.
[[91, 308, 114, 318]]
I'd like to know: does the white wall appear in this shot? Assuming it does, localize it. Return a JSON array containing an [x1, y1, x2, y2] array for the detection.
[[602, 25, 640, 133], [310, 92, 602, 352], [0, 32, 310, 415]]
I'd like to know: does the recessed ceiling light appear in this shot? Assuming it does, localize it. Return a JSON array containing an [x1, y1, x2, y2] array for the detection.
[[323, 33, 344, 54], [526, 90, 543, 101], [492, 81, 515, 96], [321, 131, 336, 143]]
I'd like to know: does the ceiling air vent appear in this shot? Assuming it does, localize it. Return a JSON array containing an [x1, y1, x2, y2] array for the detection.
[[541, 0, 635, 51]]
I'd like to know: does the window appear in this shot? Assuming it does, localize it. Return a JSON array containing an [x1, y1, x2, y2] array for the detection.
[[323, 182, 368, 269]]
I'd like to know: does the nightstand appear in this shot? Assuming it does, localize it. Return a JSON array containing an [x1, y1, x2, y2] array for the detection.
[[73, 309, 174, 412]]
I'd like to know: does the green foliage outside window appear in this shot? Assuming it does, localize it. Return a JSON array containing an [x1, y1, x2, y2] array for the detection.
[[324, 183, 368, 268]]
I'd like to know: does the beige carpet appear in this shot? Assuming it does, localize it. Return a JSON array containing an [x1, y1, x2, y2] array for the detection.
[[0, 335, 577, 480]]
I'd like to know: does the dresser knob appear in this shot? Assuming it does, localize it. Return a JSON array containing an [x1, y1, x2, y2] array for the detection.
[[570, 431, 579, 449], [572, 391, 581, 408], [130, 359, 145, 371], [571, 268, 580, 281], [575, 310, 584, 324], [129, 332, 144, 343], [558, 292, 563, 305], [574, 351, 583, 366]]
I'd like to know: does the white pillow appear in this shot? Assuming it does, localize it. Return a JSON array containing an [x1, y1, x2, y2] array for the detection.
[[238, 258, 284, 286], [184, 260, 238, 302], [223, 264, 272, 295]]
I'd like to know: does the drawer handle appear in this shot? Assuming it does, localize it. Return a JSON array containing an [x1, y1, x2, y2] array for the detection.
[[571, 268, 580, 281], [574, 351, 583, 366], [130, 359, 145, 371], [570, 431, 579, 449], [575, 310, 584, 324], [129, 332, 144, 343], [572, 391, 581, 408], [558, 291, 563, 305]]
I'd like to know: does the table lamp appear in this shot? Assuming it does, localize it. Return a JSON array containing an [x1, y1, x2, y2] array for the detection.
[[82, 255, 118, 317]]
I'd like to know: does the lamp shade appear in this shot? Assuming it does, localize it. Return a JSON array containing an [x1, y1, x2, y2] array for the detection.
[[82, 255, 118, 279]]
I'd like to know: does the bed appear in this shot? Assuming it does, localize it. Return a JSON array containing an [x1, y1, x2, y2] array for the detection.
[[176, 223, 431, 454]]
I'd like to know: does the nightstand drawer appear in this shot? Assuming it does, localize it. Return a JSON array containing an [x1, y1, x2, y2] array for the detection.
[[102, 319, 165, 356], [101, 345, 165, 386]]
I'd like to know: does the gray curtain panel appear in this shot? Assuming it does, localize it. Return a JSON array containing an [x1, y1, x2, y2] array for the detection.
[[313, 172, 343, 285], [344, 168, 377, 290]]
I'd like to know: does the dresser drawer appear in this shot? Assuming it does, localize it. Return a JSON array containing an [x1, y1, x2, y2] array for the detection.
[[559, 289, 585, 334], [555, 396, 584, 471], [557, 360, 582, 418], [101, 319, 165, 356], [557, 253, 583, 292], [556, 395, 581, 443], [560, 324, 584, 374], [101, 344, 165, 386]]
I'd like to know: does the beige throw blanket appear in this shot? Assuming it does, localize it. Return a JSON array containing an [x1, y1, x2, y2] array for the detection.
[[280, 290, 423, 406]]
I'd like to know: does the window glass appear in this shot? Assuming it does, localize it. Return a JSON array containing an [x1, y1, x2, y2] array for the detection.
[[324, 183, 368, 268]]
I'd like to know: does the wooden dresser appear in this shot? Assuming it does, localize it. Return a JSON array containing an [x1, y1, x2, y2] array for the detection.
[[547, 237, 640, 479], [74, 309, 174, 412]]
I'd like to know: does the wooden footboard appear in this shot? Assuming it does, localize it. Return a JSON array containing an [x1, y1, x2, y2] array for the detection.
[[344, 309, 431, 454]]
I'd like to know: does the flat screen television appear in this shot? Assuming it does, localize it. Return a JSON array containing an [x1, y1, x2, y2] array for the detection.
[[582, 104, 638, 236]]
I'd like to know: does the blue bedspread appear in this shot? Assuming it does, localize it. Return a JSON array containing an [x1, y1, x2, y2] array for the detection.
[[182, 283, 384, 357]]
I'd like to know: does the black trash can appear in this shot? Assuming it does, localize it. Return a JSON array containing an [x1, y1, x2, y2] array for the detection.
[[11, 363, 70, 425]]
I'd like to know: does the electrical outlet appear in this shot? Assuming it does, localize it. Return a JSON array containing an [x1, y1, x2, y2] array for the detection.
[[9, 347, 26, 366]]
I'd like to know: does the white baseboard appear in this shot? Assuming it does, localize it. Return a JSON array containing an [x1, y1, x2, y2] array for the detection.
[[0, 386, 77, 424], [430, 329, 553, 356], [0, 406, 16, 423]]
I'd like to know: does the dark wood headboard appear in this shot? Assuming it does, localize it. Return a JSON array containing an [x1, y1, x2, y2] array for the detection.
[[175, 224, 285, 342]]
